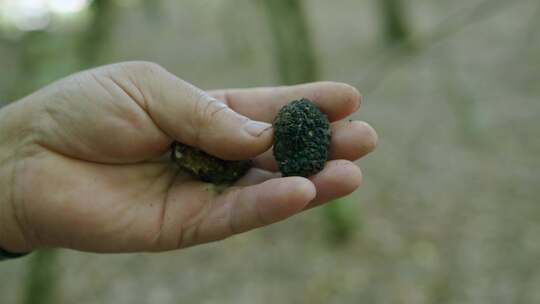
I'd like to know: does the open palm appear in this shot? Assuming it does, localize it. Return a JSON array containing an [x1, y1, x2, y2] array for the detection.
[[2, 62, 376, 253]]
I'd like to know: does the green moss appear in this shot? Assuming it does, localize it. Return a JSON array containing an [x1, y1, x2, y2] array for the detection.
[[273, 98, 331, 177], [171, 142, 252, 184]]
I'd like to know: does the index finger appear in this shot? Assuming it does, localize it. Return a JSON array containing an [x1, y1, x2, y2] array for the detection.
[[208, 81, 361, 123]]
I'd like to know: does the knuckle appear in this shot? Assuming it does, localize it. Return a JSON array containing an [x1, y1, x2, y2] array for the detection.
[[132, 61, 166, 74], [226, 191, 242, 235], [191, 96, 230, 142], [118, 61, 168, 85]]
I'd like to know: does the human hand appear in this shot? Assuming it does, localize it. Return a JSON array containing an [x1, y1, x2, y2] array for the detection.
[[0, 62, 377, 254]]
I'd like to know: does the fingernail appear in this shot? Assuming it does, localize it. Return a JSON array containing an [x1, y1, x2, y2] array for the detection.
[[244, 121, 272, 137]]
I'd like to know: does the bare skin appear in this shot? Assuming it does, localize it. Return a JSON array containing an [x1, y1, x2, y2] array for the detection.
[[0, 62, 377, 254]]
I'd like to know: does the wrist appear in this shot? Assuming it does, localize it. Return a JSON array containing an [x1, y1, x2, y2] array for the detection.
[[0, 102, 34, 253]]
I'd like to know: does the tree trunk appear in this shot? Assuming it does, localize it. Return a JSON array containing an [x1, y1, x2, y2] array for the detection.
[[78, 0, 116, 69], [380, 0, 410, 43], [259, 0, 355, 244], [259, 0, 319, 84]]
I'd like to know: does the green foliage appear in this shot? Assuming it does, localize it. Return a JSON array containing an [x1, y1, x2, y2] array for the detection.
[[322, 198, 358, 245], [171, 142, 253, 184], [273, 99, 331, 177]]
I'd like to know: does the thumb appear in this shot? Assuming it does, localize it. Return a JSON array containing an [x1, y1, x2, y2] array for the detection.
[[130, 62, 273, 160]]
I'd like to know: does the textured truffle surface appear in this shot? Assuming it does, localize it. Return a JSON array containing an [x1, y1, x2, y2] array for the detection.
[[171, 142, 252, 184], [273, 98, 331, 177]]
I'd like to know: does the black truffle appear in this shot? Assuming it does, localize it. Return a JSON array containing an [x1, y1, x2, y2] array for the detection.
[[273, 98, 331, 177], [171, 142, 252, 184]]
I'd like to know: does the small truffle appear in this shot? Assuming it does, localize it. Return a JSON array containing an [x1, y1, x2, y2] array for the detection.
[[273, 98, 331, 177], [171, 142, 252, 184]]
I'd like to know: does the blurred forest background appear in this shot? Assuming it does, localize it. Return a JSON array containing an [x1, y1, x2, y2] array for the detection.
[[1, 0, 540, 303]]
